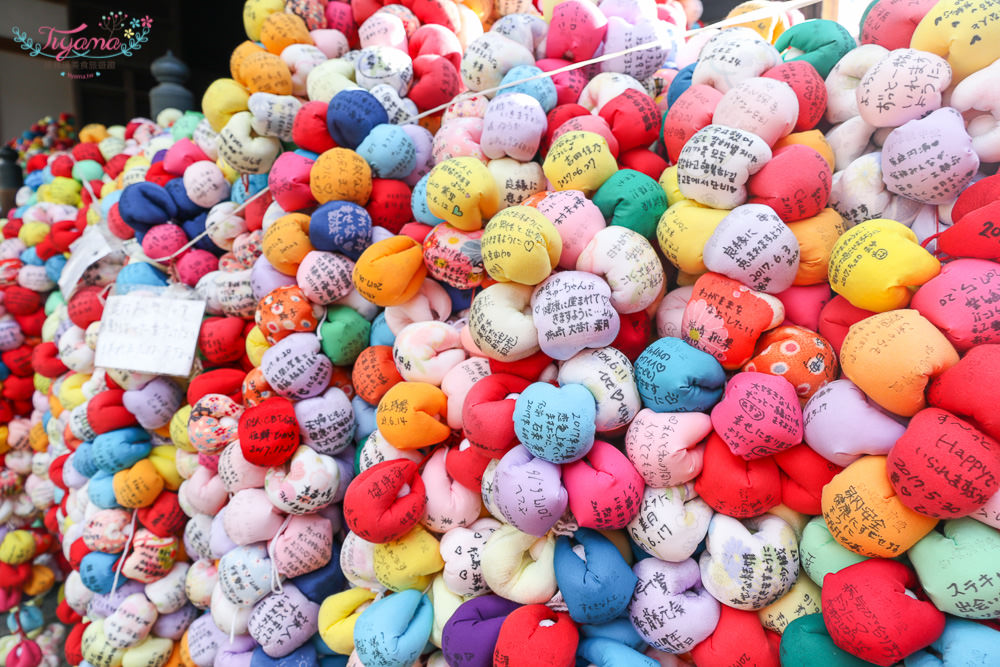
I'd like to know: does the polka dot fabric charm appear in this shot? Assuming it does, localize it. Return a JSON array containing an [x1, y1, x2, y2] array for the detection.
[[255, 285, 325, 344], [743, 325, 838, 400]]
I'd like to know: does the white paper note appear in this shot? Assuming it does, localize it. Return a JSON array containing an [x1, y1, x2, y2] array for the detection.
[[57, 226, 114, 297], [94, 294, 205, 376]]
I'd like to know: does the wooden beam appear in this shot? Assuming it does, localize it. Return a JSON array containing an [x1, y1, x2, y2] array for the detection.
[[822, 0, 840, 21]]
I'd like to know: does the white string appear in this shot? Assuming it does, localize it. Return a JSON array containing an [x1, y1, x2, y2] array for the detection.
[[266, 513, 294, 595], [145, 185, 271, 264], [315, 307, 329, 343], [110, 509, 138, 596], [81, 177, 100, 206], [407, 0, 824, 122]]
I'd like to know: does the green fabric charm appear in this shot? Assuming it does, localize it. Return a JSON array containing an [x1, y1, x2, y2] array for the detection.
[[780, 614, 873, 667], [592, 169, 668, 239], [320, 305, 371, 365], [776, 20, 857, 78]]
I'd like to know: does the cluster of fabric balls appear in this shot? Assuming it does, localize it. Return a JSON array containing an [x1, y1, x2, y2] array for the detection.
[[6, 115, 78, 165], [7, 0, 1000, 666], [0, 119, 122, 667]]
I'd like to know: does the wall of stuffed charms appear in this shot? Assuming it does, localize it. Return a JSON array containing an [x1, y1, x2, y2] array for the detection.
[[2, 0, 1000, 666]]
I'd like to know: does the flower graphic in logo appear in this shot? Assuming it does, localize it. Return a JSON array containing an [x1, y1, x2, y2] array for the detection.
[[12, 9, 154, 62], [99, 11, 126, 35], [684, 298, 727, 355]]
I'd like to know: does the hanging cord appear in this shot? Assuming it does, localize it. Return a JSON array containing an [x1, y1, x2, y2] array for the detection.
[[407, 0, 825, 122], [145, 186, 272, 264], [12, 604, 24, 639], [110, 509, 138, 596], [920, 208, 956, 260], [921, 206, 942, 246], [81, 177, 100, 207], [266, 513, 295, 595]]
